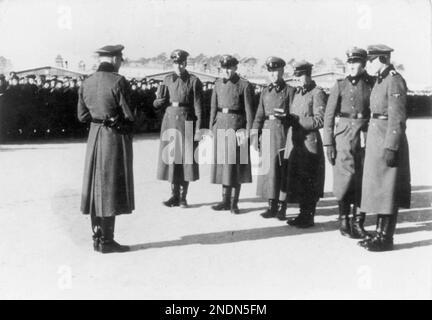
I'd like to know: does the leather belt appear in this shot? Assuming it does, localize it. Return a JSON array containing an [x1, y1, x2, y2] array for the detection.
[[171, 102, 191, 108], [91, 116, 120, 127], [217, 107, 242, 115], [371, 113, 388, 120], [338, 112, 368, 119]]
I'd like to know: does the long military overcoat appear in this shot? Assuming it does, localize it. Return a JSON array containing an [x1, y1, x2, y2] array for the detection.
[[323, 73, 373, 206], [209, 74, 255, 186], [361, 66, 411, 214], [282, 81, 326, 204], [252, 81, 295, 199], [78, 63, 135, 218], [153, 71, 203, 183]]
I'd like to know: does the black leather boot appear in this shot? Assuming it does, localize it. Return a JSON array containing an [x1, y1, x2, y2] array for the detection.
[[163, 183, 180, 207], [276, 201, 287, 221], [231, 185, 241, 214], [211, 186, 232, 211], [359, 215, 383, 247], [338, 201, 351, 237], [360, 214, 397, 252], [296, 203, 315, 228], [350, 208, 370, 239], [287, 202, 315, 228], [100, 217, 129, 254], [179, 182, 189, 208], [287, 204, 307, 226], [260, 199, 278, 218]]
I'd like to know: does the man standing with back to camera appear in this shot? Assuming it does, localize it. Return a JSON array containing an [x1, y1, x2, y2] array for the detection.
[[78, 44, 135, 254]]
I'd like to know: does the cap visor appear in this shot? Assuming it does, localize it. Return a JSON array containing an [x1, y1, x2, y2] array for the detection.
[[347, 58, 365, 63]]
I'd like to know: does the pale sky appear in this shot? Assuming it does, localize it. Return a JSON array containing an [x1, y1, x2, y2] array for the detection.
[[0, 0, 431, 86]]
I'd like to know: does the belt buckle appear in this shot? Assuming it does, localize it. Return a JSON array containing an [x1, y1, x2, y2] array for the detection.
[[172, 102, 179, 107], [222, 108, 229, 114]]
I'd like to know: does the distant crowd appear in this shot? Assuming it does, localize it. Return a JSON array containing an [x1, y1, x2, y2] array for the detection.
[[0, 72, 265, 142]]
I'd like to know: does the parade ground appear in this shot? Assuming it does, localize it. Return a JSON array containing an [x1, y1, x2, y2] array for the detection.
[[0, 118, 431, 300]]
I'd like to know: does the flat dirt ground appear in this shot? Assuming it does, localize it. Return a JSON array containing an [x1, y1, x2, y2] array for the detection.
[[0, 118, 431, 299]]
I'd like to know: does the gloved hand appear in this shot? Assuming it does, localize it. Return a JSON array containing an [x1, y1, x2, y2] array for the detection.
[[384, 148, 398, 167], [103, 115, 120, 128], [274, 113, 299, 127], [326, 145, 336, 166], [153, 85, 168, 109]]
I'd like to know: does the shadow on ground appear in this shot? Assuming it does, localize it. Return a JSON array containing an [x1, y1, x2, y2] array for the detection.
[[128, 185, 432, 252]]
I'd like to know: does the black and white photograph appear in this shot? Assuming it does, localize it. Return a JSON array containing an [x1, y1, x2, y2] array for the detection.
[[0, 0, 431, 302]]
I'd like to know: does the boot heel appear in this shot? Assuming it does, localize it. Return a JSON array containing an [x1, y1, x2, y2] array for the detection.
[[276, 201, 287, 220], [163, 184, 181, 207], [360, 215, 397, 252], [260, 199, 277, 218], [212, 186, 231, 211]]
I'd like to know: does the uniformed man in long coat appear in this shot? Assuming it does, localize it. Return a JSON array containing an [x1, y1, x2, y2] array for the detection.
[[323, 47, 374, 238], [209, 55, 255, 214], [78, 45, 134, 254], [358, 45, 411, 252], [251, 57, 295, 219], [276, 61, 326, 228], [154, 49, 203, 208]]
